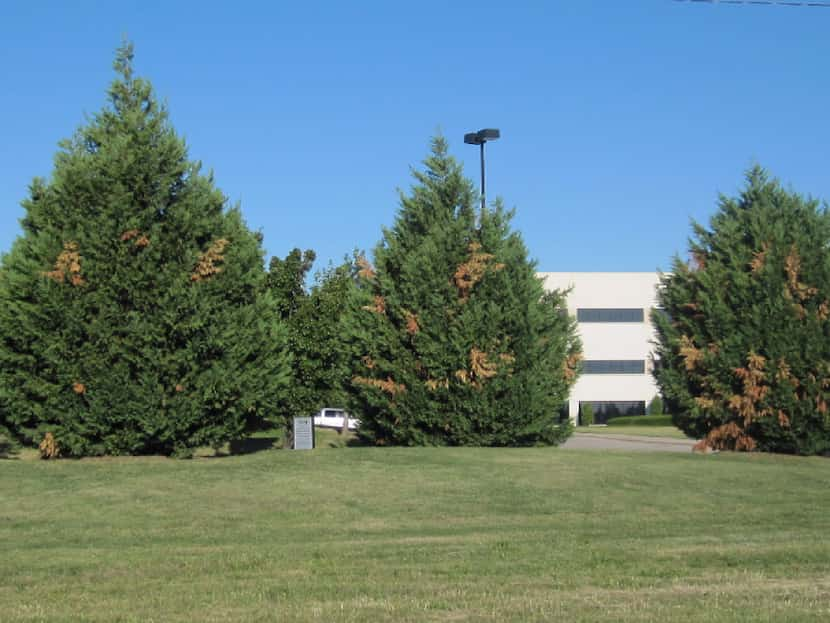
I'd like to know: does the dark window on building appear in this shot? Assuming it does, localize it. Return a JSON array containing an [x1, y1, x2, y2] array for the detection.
[[577, 308, 644, 323], [557, 402, 570, 423], [583, 360, 645, 374], [579, 401, 646, 425]]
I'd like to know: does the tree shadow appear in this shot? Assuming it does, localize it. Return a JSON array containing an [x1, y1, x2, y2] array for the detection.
[[0, 437, 19, 460], [345, 435, 371, 447], [228, 436, 282, 455], [217, 430, 371, 454]]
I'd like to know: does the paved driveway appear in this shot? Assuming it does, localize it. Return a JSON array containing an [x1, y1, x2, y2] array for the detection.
[[562, 432, 696, 452]]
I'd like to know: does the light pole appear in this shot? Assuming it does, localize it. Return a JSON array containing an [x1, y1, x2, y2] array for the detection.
[[464, 128, 500, 213]]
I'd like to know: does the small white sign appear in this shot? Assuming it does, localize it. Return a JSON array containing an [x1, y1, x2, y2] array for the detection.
[[293, 416, 314, 450]]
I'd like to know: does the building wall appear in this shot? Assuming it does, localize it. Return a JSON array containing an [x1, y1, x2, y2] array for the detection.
[[539, 272, 661, 424]]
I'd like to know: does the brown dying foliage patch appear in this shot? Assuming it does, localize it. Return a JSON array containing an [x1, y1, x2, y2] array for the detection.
[[679, 335, 703, 371], [699, 422, 757, 452], [454, 369, 469, 384], [72, 382, 86, 395], [191, 239, 229, 282], [425, 378, 449, 391], [453, 242, 505, 301], [362, 356, 376, 370], [362, 295, 386, 314], [784, 245, 818, 319], [749, 242, 770, 274], [455, 347, 503, 389], [43, 242, 85, 286], [694, 396, 714, 410], [353, 376, 406, 396], [39, 432, 60, 459], [470, 347, 498, 380], [563, 352, 582, 383], [405, 310, 420, 335], [697, 351, 785, 453], [356, 256, 376, 280], [120, 229, 150, 249], [776, 358, 799, 389], [731, 351, 771, 426]]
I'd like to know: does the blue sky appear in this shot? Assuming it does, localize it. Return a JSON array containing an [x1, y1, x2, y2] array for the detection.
[[1, 1, 828, 277]]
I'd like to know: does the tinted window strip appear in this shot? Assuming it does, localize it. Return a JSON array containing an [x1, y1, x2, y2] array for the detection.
[[583, 360, 645, 374], [577, 308, 644, 323]]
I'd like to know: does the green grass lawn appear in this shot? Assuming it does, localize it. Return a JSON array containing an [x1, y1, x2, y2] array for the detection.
[[1, 444, 829, 622], [575, 426, 691, 440]]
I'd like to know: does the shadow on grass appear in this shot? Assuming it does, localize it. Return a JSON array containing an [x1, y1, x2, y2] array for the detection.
[[346, 436, 371, 447], [228, 436, 281, 455], [315, 428, 372, 448], [216, 429, 372, 456], [0, 437, 20, 460]]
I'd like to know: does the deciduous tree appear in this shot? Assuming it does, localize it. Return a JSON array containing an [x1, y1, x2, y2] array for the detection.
[[265, 251, 355, 436]]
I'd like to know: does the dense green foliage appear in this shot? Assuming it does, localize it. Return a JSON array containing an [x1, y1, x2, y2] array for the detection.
[[265, 251, 355, 433], [266, 248, 316, 320], [0, 44, 290, 457], [646, 394, 664, 416], [345, 138, 580, 446], [579, 403, 594, 427], [606, 415, 673, 427], [653, 168, 830, 455]]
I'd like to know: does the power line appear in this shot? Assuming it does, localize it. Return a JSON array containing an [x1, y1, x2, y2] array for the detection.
[[674, 0, 830, 7]]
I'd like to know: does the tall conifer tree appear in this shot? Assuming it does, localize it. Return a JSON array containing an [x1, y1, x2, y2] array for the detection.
[[0, 44, 290, 457], [345, 137, 580, 446], [653, 168, 830, 455]]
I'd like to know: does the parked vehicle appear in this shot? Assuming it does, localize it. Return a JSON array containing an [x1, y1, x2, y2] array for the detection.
[[313, 407, 359, 431]]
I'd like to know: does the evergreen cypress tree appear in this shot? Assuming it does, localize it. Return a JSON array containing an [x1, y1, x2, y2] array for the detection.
[[345, 137, 580, 446], [653, 167, 830, 455], [0, 43, 290, 457]]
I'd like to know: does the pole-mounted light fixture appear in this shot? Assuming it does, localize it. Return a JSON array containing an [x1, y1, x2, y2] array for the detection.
[[464, 128, 500, 214]]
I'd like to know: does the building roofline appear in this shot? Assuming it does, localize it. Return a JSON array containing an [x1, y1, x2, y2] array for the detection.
[[537, 271, 662, 276]]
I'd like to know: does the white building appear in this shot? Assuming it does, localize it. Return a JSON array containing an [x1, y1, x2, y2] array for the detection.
[[539, 272, 662, 425]]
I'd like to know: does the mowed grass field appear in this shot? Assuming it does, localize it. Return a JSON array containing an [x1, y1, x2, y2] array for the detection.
[[1, 438, 829, 622]]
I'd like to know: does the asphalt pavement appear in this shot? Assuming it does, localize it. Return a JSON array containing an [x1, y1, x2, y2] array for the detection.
[[562, 432, 696, 452]]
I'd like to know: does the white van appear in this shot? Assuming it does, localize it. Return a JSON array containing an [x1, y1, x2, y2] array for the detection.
[[313, 408, 359, 431]]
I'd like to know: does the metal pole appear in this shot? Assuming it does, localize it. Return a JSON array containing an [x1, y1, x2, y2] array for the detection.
[[480, 141, 486, 214]]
